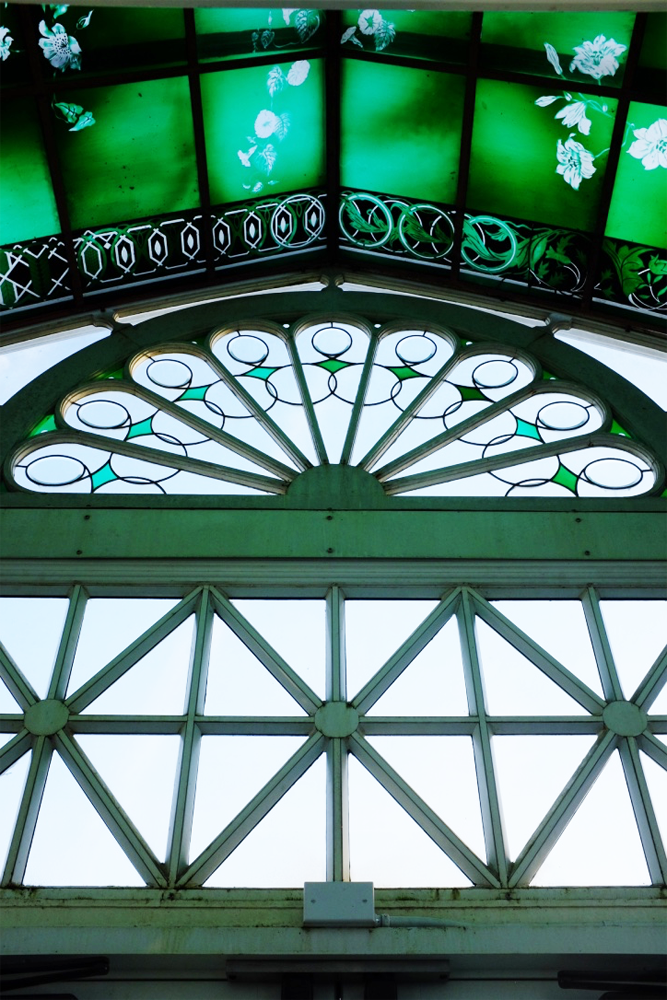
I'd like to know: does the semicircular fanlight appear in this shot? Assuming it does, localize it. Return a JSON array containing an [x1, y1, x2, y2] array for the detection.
[[7, 319, 663, 498]]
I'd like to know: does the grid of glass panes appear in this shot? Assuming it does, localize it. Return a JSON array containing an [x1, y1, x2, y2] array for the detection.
[[1, 587, 665, 889]]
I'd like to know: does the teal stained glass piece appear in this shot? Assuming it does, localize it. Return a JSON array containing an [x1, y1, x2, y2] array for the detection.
[[1, 100, 60, 244], [177, 385, 209, 402], [515, 418, 542, 440], [90, 461, 117, 490], [54, 77, 200, 230], [605, 102, 667, 249], [551, 463, 578, 492], [340, 60, 465, 205], [201, 60, 326, 206], [244, 366, 278, 380], [469, 80, 617, 233], [126, 416, 153, 439]]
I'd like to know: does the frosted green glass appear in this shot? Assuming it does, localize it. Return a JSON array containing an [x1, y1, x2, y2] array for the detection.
[[76, 9, 186, 75], [0, 5, 28, 87], [638, 14, 666, 71], [202, 60, 325, 206], [481, 12, 635, 86], [195, 8, 323, 61], [468, 80, 617, 232], [54, 77, 199, 230], [1, 100, 60, 244], [340, 61, 465, 204], [340, 10, 470, 61], [605, 102, 667, 248]]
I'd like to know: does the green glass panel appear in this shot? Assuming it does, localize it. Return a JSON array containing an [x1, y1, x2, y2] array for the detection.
[[340, 61, 465, 204], [316, 358, 352, 374], [340, 10, 471, 62], [610, 420, 631, 437], [598, 237, 667, 312], [456, 385, 488, 402], [29, 414, 58, 437], [469, 80, 617, 232], [195, 8, 323, 61], [73, 8, 186, 75], [638, 13, 666, 71], [1, 99, 60, 244], [202, 59, 325, 205], [481, 12, 634, 87], [386, 366, 424, 381], [551, 463, 578, 492], [0, 5, 29, 87], [94, 368, 124, 380], [515, 418, 542, 440], [126, 416, 153, 439], [605, 102, 667, 249], [54, 77, 199, 230]]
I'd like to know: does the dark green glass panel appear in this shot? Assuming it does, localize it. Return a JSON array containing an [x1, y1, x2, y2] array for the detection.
[[597, 237, 667, 313], [605, 102, 667, 249], [469, 80, 617, 232], [202, 60, 325, 206], [73, 8, 186, 75], [340, 61, 465, 204], [1, 99, 60, 243], [195, 8, 324, 61], [54, 77, 199, 230], [0, 5, 29, 87], [638, 14, 666, 72], [340, 10, 471, 62], [481, 12, 634, 87]]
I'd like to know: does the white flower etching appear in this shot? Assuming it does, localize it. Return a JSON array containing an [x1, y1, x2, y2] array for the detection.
[[282, 8, 297, 24], [627, 119, 667, 170], [38, 19, 81, 71], [254, 109, 282, 139], [535, 95, 560, 107], [286, 60, 310, 86], [0, 25, 13, 60], [544, 42, 563, 76], [556, 101, 592, 135], [556, 135, 596, 190], [570, 35, 626, 81], [238, 146, 257, 168], [358, 9, 383, 35]]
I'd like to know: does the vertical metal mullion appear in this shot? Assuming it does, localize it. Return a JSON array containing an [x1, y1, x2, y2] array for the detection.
[[326, 585, 349, 881], [457, 588, 508, 886], [450, 11, 483, 282], [166, 588, 214, 885], [580, 586, 623, 702], [183, 8, 215, 277], [286, 335, 328, 465], [1, 736, 52, 886], [324, 9, 342, 266], [340, 330, 379, 466], [618, 736, 667, 885], [48, 584, 88, 702]]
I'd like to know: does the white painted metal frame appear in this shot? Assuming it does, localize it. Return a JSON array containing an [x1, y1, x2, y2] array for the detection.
[[1, 581, 665, 890]]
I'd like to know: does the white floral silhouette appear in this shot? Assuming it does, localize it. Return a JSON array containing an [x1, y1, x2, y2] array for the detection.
[[0, 26, 13, 60], [358, 9, 383, 35], [254, 109, 282, 139], [556, 101, 592, 135], [627, 119, 667, 170], [287, 60, 310, 86], [570, 35, 626, 81], [556, 135, 596, 189], [342, 9, 396, 51], [544, 43, 563, 76], [38, 19, 81, 71]]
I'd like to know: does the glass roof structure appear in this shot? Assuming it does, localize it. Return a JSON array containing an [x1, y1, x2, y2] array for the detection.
[[1, 5, 666, 325]]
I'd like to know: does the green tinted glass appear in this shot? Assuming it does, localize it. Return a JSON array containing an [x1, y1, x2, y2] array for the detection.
[[481, 12, 635, 86], [340, 60, 465, 204], [202, 59, 325, 205], [74, 8, 186, 75], [195, 8, 323, 61], [605, 102, 667, 248], [54, 77, 199, 230], [468, 79, 617, 232], [340, 10, 471, 62], [1, 99, 60, 243], [0, 5, 29, 87]]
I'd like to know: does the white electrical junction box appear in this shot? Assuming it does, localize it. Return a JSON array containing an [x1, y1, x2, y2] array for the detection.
[[303, 882, 376, 927]]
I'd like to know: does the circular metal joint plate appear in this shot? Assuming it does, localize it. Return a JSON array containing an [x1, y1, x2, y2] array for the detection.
[[24, 699, 69, 736], [602, 700, 647, 737], [315, 702, 359, 738]]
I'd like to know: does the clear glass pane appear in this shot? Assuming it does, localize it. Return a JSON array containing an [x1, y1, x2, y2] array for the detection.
[[599, 601, 667, 702], [0, 598, 68, 699], [25, 751, 144, 886], [532, 751, 651, 886], [640, 750, 667, 848], [0, 748, 31, 872], [346, 601, 439, 699], [348, 754, 473, 887], [75, 734, 181, 862], [205, 615, 306, 716], [204, 753, 326, 887]]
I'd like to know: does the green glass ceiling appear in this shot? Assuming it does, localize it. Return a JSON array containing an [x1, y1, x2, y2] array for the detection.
[[0, 6, 665, 321]]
